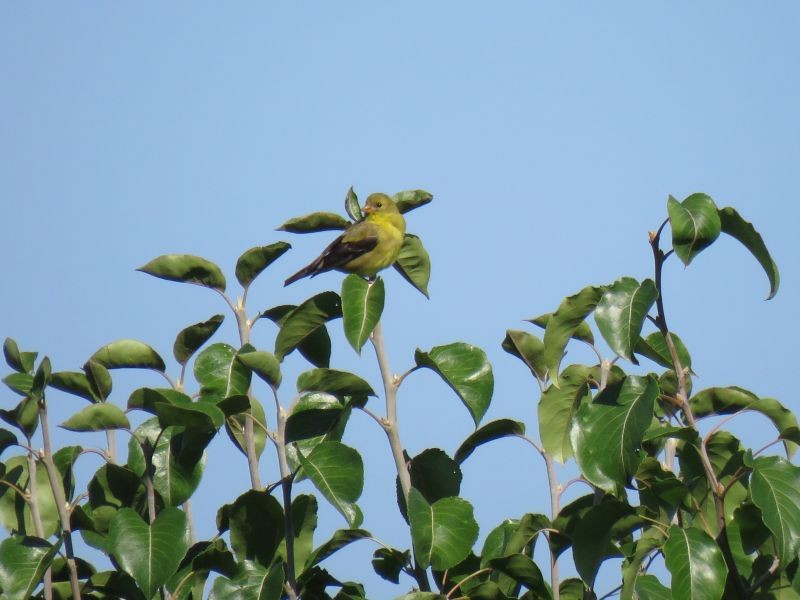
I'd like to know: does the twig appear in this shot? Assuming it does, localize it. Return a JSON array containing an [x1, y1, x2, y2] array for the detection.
[[25, 444, 53, 600], [273, 386, 298, 600]]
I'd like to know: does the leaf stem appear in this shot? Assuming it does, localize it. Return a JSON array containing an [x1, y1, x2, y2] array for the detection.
[[25, 443, 53, 600], [445, 567, 492, 598], [273, 386, 298, 600], [38, 400, 82, 599]]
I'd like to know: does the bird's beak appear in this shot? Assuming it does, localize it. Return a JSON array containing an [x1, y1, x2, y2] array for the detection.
[[362, 205, 373, 215]]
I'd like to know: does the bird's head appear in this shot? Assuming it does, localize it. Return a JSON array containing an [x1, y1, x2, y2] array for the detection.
[[363, 193, 399, 216]]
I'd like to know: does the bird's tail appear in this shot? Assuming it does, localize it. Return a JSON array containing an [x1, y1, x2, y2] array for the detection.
[[284, 259, 323, 286]]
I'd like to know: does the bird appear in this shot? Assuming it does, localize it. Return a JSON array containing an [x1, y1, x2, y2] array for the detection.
[[284, 193, 406, 286]]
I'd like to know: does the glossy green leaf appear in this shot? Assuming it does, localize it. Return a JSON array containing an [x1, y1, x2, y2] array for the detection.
[[560, 578, 593, 600], [372, 547, 410, 584], [0, 396, 39, 439], [297, 368, 375, 399], [0, 455, 59, 536], [91, 339, 166, 372], [487, 554, 546, 593], [137, 254, 226, 291], [409, 448, 462, 506], [274, 494, 317, 576], [635, 574, 670, 600], [502, 330, 547, 381], [2, 372, 32, 396], [408, 488, 478, 571], [154, 400, 225, 430], [749, 455, 800, 565], [237, 348, 281, 389], [663, 525, 726, 600], [274, 292, 342, 362], [49, 370, 98, 403], [3, 338, 37, 374], [480, 514, 550, 568], [667, 193, 721, 265], [219, 490, 284, 567], [30, 356, 50, 401], [127, 387, 191, 414], [261, 304, 334, 368], [209, 561, 284, 600], [85, 570, 146, 600], [305, 528, 372, 568], [278, 211, 350, 233], [543, 286, 605, 385], [108, 507, 189, 599], [690, 386, 800, 456], [529, 313, 594, 345], [620, 530, 666, 600], [634, 330, 692, 371], [538, 365, 593, 463], [571, 376, 658, 491], [454, 419, 525, 464], [225, 395, 268, 459], [61, 402, 130, 432], [345, 186, 363, 222], [167, 538, 237, 599], [415, 342, 494, 426], [297, 441, 364, 527], [719, 206, 780, 299], [341, 275, 385, 353], [635, 458, 689, 520], [128, 418, 207, 506], [0, 535, 61, 600], [86, 463, 145, 536], [235, 242, 292, 288], [194, 343, 252, 398], [285, 392, 344, 443], [595, 277, 657, 364], [393, 234, 431, 298], [572, 500, 639, 586], [0, 428, 17, 455], [173, 314, 224, 365], [393, 189, 433, 214], [83, 359, 112, 401]]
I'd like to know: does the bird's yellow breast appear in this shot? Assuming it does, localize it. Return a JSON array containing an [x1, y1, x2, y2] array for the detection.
[[344, 211, 406, 276]]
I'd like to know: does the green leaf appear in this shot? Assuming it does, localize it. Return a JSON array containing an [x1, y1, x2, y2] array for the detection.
[[372, 547, 410, 584], [502, 330, 547, 381], [83, 359, 113, 401], [529, 313, 594, 345], [634, 331, 692, 371], [49, 370, 98, 403], [30, 356, 51, 401], [276, 494, 317, 576], [415, 342, 494, 426], [297, 441, 364, 527], [86, 464, 146, 536], [543, 286, 605, 385], [109, 507, 189, 599], [718, 206, 780, 299], [408, 488, 478, 571], [305, 528, 372, 569], [663, 525, 726, 600], [344, 186, 363, 222], [0, 455, 59, 536], [194, 343, 252, 398], [572, 501, 639, 586], [219, 490, 284, 567], [128, 418, 207, 506], [3, 338, 37, 374], [60, 403, 130, 432], [237, 348, 282, 389], [0, 396, 39, 438], [173, 315, 224, 365], [487, 554, 547, 593], [235, 242, 292, 288], [454, 419, 525, 464], [2, 372, 33, 396], [278, 211, 350, 233], [571, 376, 658, 491], [595, 277, 657, 364], [154, 400, 225, 431], [560, 578, 594, 600], [538, 365, 593, 463], [209, 561, 284, 600], [341, 275, 385, 354], [85, 571, 146, 600], [393, 189, 433, 214], [297, 368, 375, 400], [667, 193, 721, 266], [262, 304, 334, 368], [225, 395, 268, 459], [91, 339, 166, 372], [273, 292, 342, 362], [285, 393, 344, 443], [749, 455, 800, 565], [0, 535, 62, 600], [137, 254, 226, 291], [0, 428, 17, 455], [127, 387, 192, 414], [409, 448, 462, 505], [690, 386, 800, 456], [480, 514, 550, 567], [393, 234, 431, 298]]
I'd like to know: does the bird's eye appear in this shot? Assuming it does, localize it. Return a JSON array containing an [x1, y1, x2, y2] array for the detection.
[[376, 202, 383, 208]]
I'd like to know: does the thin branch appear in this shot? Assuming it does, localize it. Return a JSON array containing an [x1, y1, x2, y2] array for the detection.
[[25, 446, 52, 600], [273, 385, 298, 600], [545, 453, 561, 600], [396, 365, 420, 387], [558, 476, 593, 500], [704, 408, 750, 445], [753, 436, 782, 457], [446, 568, 492, 599], [357, 405, 385, 427], [516, 434, 545, 456]]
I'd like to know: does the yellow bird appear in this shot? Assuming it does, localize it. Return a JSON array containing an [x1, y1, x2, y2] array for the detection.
[[284, 193, 406, 286]]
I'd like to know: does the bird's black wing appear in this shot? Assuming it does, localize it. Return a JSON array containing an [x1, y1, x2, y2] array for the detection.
[[284, 230, 378, 286]]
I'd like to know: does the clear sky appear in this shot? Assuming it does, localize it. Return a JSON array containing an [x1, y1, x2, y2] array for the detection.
[[1, 2, 798, 597]]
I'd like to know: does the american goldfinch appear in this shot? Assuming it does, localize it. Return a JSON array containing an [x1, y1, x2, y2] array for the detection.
[[284, 193, 406, 286]]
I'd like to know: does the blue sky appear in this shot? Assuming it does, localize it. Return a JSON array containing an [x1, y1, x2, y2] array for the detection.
[[1, 2, 798, 597]]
